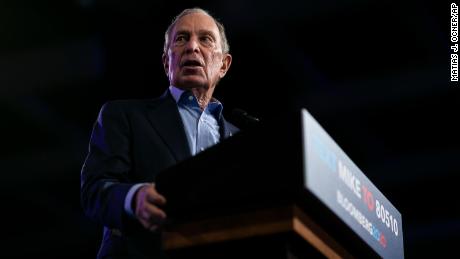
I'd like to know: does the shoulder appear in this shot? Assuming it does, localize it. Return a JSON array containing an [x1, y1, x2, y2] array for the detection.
[[99, 96, 166, 114], [95, 100, 152, 126], [96, 92, 174, 121], [100, 91, 172, 113], [101, 99, 150, 111]]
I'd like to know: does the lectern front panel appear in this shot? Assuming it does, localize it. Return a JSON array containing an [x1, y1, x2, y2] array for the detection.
[[301, 109, 404, 259]]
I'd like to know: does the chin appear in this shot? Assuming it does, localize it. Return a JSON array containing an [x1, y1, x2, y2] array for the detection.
[[178, 79, 207, 89]]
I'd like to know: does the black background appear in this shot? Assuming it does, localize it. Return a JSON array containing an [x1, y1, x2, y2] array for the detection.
[[1, 0, 458, 258]]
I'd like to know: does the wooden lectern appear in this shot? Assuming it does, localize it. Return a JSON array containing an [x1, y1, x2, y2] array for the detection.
[[155, 111, 383, 259]]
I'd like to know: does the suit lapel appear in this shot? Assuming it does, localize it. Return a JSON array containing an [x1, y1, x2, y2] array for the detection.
[[219, 116, 239, 140], [146, 91, 192, 162]]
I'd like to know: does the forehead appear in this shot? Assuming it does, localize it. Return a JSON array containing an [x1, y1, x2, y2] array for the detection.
[[172, 12, 220, 36]]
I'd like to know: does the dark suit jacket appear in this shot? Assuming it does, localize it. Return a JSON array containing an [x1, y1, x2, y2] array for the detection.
[[81, 90, 239, 258]]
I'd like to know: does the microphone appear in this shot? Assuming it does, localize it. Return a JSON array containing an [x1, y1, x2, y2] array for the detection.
[[231, 108, 260, 129]]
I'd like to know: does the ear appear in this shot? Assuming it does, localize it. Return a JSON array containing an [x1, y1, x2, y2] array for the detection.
[[162, 53, 169, 76], [219, 53, 232, 78]]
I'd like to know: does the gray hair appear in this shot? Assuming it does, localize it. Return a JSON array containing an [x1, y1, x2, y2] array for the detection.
[[163, 8, 230, 54]]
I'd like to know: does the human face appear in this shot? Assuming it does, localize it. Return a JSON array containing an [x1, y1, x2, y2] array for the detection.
[[162, 12, 232, 90]]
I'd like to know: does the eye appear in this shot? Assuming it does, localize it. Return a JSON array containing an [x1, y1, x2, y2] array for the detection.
[[200, 35, 214, 45], [174, 35, 187, 43]]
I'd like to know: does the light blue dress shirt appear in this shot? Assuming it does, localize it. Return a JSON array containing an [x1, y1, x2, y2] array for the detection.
[[169, 85, 222, 155], [124, 86, 223, 217]]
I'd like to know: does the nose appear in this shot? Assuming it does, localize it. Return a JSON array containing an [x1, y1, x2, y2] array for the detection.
[[185, 36, 200, 53]]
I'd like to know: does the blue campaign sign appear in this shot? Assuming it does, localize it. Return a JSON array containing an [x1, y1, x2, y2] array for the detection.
[[301, 109, 404, 259]]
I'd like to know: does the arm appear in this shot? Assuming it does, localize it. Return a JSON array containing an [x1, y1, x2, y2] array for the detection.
[[80, 101, 137, 230], [81, 101, 167, 232]]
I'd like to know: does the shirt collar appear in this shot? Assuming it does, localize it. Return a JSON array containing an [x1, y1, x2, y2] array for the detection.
[[169, 85, 185, 103], [168, 85, 224, 119]]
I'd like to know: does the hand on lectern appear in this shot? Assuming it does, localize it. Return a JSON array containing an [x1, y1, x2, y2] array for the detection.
[[134, 183, 167, 232]]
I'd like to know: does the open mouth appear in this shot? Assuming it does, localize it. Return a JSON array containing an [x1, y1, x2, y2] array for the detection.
[[181, 60, 203, 67]]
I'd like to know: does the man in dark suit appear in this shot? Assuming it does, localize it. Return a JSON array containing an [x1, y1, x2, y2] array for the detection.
[[81, 8, 238, 258]]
